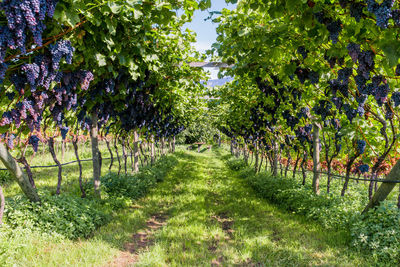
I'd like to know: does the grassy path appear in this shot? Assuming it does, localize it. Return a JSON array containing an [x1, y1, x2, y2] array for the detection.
[[117, 150, 370, 266], [5, 149, 371, 266]]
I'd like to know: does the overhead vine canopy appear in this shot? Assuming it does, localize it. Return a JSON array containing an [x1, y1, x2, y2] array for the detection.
[[0, 0, 211, 201], [209, 0, 400, 211]]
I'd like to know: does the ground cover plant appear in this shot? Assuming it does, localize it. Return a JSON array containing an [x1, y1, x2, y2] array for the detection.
[[1, 0, 400, 266]]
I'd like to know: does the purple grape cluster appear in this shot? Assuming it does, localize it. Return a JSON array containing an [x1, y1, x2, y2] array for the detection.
[[297, 46, 308, 59], [329, 68, 352, 97], [343, 103, 357, 123], [297, 107, 310, 120], [2, 133, 16, 149], [391, 91, 400, 107], [326, 20, 342, 44], [356, 94, 368, 117], [294, 67, 318, 85], [347, 44, 375, 80], [314, 11, 331, 25], [0, 63, 8, 83], [392, 9, 400, 26], [282, 110, 300, 130], [60, 126, 69, 140], [358, 164, 370, 174], [367, 0, 395, 28], [11, 61, 93, 131], [49, 40, 74, 70], [0, 111, 13, 126], [347, 43, 361, 63], [314, 12, 342, 43], [295, 124, 313, 144], [359, 51, 375, 80], [28, 135, 40, 152], [308, 71, 319, 85], [356, 139, 366, 154], [385, 103, 394, 119], [312, 100, 332, 121], [355, 74, 367, 93], [0, 0, 59, 62], [17, 40, 75, 94], [76, 70, 94, 91], [331, 96, 343, 111], [373, 82, 390, 106]]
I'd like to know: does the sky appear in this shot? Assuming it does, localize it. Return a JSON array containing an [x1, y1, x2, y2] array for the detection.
[[183, 1, 237, 80]]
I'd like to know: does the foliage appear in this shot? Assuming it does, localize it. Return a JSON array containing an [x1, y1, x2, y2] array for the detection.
[[226, 158, 247, 171], [100, 155, 178, 200], [228, 156, 400, 264], [210, 0, 400, 209], [0, 171, 11, 185], [4, 193, 109, 239], [134, 149, 374, 266], [175, 114, 218, 144], [2, 153, 176, 241], [352, 201, 400, 265]]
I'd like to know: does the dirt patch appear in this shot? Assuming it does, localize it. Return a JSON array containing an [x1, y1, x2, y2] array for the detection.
[[212, 211, 235, 239], [211, 256, 225, 266], [104, 212, 168, 267], [208, 236, 220, 252], [207, 212, 235, 266]]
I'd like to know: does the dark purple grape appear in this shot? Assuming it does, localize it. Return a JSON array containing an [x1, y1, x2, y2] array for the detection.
[[356, 139, 366, 154], [374, 84, 390, 106], [28, 135, 40, 152], [0, 111, 13, 126], [331, 96, 343, 111], [60, 126, 69, 140], [326, 20, 342, 44], [6, 133, 15, 149], [297, 46, 308, 59], [392, 9, 400, 26], [367, 0, 395, 28], [391, 91, 400, 107], [343, 104, 357, 123], [308, 71, 319, 85], [358, 164, 369, 174], [347, 43, 360, 63]]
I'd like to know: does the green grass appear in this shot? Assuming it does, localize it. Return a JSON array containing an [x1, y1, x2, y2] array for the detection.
[[1, 147, 376, 266], [134, 148, 374, 266]]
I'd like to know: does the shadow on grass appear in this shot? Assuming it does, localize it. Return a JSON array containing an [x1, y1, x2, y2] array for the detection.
[[116, 150, 374, 267], [3, 149, 373, 266]]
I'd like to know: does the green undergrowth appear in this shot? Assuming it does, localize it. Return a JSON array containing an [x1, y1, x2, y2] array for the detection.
[[0, 149, 382, 266], [227, 156, 400, 266], [0, 153, 179, 267], [133, 148, 374, 266]]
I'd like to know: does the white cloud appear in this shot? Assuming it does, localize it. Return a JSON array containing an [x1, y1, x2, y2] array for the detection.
[[202, 67, 220, 79], [194, 41, 212, 52]]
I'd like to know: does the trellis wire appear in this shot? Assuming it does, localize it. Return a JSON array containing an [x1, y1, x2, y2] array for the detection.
[[288, 168, 400, 184], [0, 153, 146, 171]]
